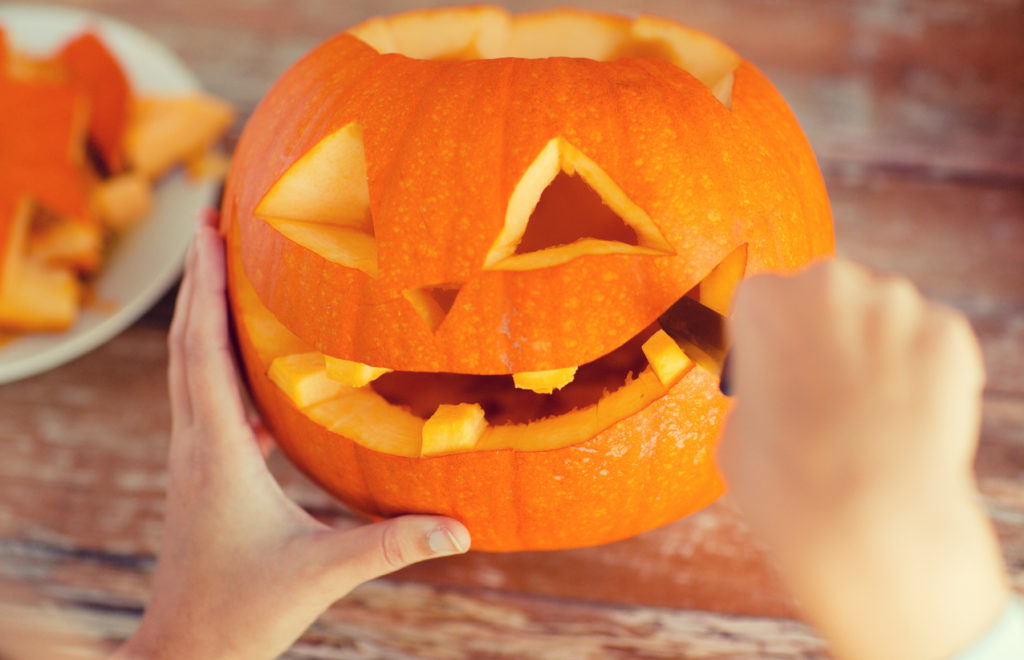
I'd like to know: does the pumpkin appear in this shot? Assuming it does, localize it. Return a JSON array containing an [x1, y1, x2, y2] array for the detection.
[[223, 6, 834, 551]]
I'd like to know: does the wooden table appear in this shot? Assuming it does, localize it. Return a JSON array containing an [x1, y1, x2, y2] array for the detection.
[[2, 1, 1022, 657]]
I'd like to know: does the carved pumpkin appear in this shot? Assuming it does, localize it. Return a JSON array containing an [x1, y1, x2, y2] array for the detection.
[[224, 7, 834, 551]]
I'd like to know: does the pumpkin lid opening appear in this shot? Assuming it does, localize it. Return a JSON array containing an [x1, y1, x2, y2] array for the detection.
[[347, 7, 739, 107]]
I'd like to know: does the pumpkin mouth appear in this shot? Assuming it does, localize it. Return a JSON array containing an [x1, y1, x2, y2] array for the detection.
[[347, 7, 740, 107], [239, 237, 746, 458], [368, 323, 658, 427]]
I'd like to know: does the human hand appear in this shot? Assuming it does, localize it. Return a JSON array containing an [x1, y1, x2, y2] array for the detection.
[[114, 211, 470, 660], [718, 258, 1009, 660]]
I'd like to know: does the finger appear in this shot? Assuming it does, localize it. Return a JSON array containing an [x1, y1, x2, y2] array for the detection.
[[316, 516, 471, 592], [168, 233, 200, 429], [182, 223, 249, 439]]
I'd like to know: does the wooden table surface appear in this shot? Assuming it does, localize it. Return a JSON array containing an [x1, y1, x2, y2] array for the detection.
[[2, 1, 1022, 658]]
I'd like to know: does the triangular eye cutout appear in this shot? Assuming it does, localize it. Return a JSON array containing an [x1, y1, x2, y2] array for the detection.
[[484, 137, 674, 271], [404, 283, 464, 332], [255, 122, 378, 277]]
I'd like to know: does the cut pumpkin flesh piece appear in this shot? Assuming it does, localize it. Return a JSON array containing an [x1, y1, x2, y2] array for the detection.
[[513, 366, 578, 394], [124, 94, 235, 179], [642, 330, 693, 387], [421, 403, 487, 457], [324, 355, 391, 387], [347, 8, 739, 106], [0, 258, 78, 331], [27, 211, 103, 274], [268, 352, 346, 408], [0, 196, 79, 332], [90, 172, 152, 231]]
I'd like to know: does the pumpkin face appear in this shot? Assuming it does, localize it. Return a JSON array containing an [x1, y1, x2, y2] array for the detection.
[[224, 6, 834, 551]]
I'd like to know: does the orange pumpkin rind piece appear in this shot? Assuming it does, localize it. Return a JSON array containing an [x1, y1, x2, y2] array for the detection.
[[58, 32, 131, 173]]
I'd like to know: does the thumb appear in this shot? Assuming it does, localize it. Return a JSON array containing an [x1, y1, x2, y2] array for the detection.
[[317, 515, 471, 591]]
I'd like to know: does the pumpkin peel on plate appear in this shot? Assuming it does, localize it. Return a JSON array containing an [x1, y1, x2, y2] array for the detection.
[[0, 26, 233, 336], [224, 6, 835, 551]]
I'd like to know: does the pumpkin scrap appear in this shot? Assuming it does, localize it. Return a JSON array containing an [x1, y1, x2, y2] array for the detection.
[[0, 26, 233, 336], [58, 32, 130, 173], [224, 6, 835, 551]]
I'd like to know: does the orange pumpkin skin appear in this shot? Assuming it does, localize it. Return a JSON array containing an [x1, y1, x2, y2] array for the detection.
[[224, 7, 834, 551], [229, 243, 728, 550]]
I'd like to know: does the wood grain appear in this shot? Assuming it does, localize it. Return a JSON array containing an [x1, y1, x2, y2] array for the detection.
[[1, 0, 1022, 657]]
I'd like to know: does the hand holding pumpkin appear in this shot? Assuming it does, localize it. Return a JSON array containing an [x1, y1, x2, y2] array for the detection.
[[114, 211, 470, 660], [718, 258, 1010, 660]]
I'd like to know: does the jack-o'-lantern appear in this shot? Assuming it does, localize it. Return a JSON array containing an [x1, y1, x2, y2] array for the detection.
[[223, 6, 834, 551]]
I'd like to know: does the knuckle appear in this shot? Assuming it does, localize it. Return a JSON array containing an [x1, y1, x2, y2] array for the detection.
[[379, 523, 407, 571]]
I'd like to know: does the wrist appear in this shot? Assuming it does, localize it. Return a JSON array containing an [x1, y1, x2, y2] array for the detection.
[[778, 491, 1009, 660]]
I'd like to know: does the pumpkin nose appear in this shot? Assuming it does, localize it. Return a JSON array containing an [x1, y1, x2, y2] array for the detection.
[[403, 282, 465, 331], [484, 136, 674, 271]]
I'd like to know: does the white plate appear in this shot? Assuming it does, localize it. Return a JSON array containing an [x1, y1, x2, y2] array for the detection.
[[0, 4, 220, 384]]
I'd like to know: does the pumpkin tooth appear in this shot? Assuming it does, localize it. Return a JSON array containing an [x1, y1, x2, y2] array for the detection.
[[324, 356, 391, 387], [268, 352, 346, 407], [421, 403, 487, 457], [512, 366, 578, 394], [641, 330, 693, 387]]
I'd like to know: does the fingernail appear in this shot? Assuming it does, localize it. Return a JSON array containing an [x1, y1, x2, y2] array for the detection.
[[428, 528, 466, 555]]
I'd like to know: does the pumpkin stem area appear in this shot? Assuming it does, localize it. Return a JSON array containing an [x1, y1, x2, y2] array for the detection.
[[347, 7, 740, 107]]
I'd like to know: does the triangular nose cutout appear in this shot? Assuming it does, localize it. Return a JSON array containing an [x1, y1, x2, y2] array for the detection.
[[514, 171, 640, 254], [404, 283, 464, 332], [484, 137, 674, 271]]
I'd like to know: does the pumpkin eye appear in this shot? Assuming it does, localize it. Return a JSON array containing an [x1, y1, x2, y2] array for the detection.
[[255, 121, 378, 277], [483, 137, 674, 271]]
